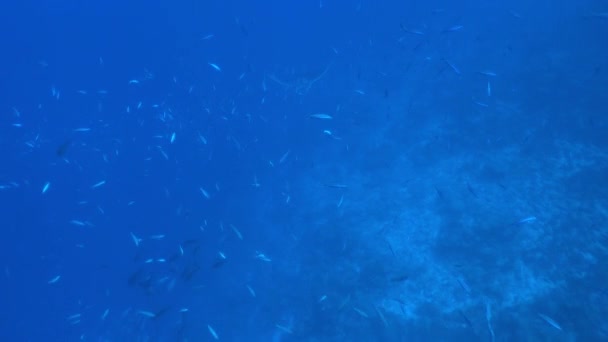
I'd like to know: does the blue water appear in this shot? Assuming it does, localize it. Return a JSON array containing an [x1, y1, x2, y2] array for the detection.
[[1, 0, 607, 341]]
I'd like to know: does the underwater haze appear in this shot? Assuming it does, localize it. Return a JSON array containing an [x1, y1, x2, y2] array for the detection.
[[1, 0, 607, 341]]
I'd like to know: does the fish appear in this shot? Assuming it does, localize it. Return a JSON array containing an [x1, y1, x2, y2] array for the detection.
[[137, 310, 156, 318], [459, 310, 473, 329], [515, 216, 537, 225], [70, 220, 87, 226], [309, 113, 333, 120], [400, 26, 425, 35], [56, 140, 71, 157], [443, 59, 461, 75], [255, 251, 271, 262], [324, 183, 348, 189], [208, 324, 219, 340], [353, 307, 369, 318], [390, 274, 409, 282], [42, 182, 51, 194], [212, 252, 227, 268], [275, 324, 293, 334], [323, 130, 341, 139], [399, 23, 425, 35], [466, 182, 478, 198], [91, 180, 106, 189], [230, 224, 243, 240], [279, 150, 290, 164], [200, 187, 211, 199], [208, 63, 221, 72], [197, 131, 208, 144], [66, 313, 81, 321], [246, 285, 256, 297], [538, 313, 562, 331], [486, 302, 495, 341], [434, 185, 445, 200], [375, 306, 389, 327], [457, 277, 471, 294], [181, 264, 201, 281], [66, 313, 81, 325], [251, 175, 261, 188], [443, 25, 464, 33], [130, 232, 142, 247], [337, 195, 344, 208], [478, 71, 497, 77], [154, 306, 171, 319], [48, 275, 61, 284]]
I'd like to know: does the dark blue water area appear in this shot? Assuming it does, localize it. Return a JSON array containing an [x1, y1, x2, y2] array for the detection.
[[0, 0, 607, 341]]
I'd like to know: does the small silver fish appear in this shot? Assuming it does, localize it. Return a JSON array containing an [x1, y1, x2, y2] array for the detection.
[[208, 63, 221, 72], [207, 324, 219, 340], [443, 25, 464, 32], [48, 275, 61, 284], [518, 216, 537, 224], [538, 313, 562, 331], [309, 113, 333, 120]]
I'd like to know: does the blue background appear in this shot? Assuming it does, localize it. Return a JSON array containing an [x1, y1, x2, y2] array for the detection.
[[1, 0, 607, 341]]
